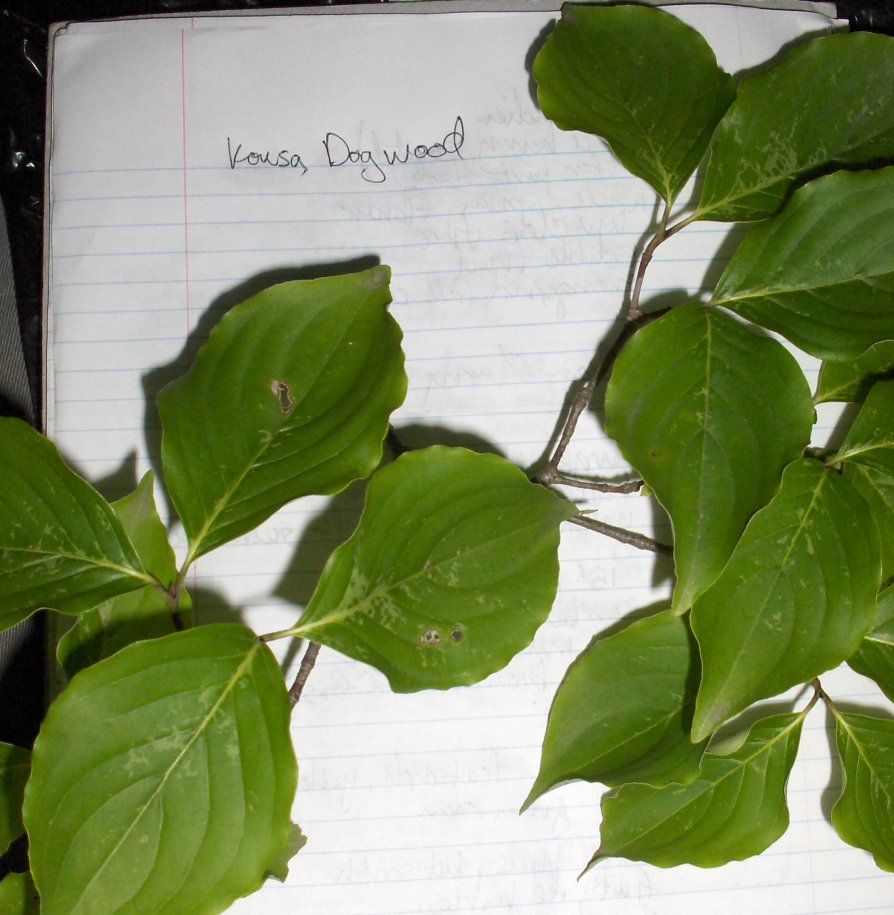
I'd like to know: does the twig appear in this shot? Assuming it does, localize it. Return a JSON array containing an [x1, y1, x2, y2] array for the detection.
[[569, 514, 671, 554], [629, 200, 672, 320], [537, 468, 644, 493], [537, 309, 668, 484], [288, 641, 321, 707]]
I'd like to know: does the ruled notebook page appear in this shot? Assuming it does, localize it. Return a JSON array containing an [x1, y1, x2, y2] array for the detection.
[[45, 4, 894, 913]]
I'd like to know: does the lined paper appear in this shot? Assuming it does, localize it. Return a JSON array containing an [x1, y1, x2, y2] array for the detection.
[[45, 4, 894, 912]]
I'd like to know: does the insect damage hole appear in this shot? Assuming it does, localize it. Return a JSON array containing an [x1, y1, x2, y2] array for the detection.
[[420, 628, 442, 646], [270, 379, 294, 416]]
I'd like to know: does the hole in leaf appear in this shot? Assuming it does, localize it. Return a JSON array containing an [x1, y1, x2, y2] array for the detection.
[[270, 380, 294, 416], [420, 628, 441, 646], [450, 629, 464, 643]]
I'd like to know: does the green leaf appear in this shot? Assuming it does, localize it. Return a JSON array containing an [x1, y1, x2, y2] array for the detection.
[[849, 465, 894, 580], [294, 446, 577, 692], [816, 341, 894, 404], [830, 709, 894, 872], [604, 304, 813, 613], [110, 471, 177, 586], [697, 31, 894, 222], [0, 872, 39, 915], [24, 624, 297, 915], [691, 460, 881, 741], [834, 378, 894, 476], [533, 4, 734, 204], [56, 473, 192, 677], [523, 608, 703, 812], [587, 712, 805, 870], [57, 587, 194, 679], [0, 743, 29, 855], [158, 266, 407, 561], [265, 823, 307, 883], [0, 418, 151, 632], [849, 585, 894, 702], [711, 168, 894, 361]]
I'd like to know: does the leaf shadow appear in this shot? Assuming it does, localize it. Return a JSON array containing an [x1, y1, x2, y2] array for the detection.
[[140, 256, 381, 524], [696, 223, 749, 299], [524, 18, 557, 111]]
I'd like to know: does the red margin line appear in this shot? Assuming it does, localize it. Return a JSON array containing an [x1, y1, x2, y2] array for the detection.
[[180, 27, 192, 351]]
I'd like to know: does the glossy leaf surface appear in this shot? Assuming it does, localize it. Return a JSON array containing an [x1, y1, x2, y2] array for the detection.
[[0, 743, 29, 855], [158, 267, 407, 560], [0, 418, 150, 631], [712, 168, 894, 361], [850, 465, 894, 580], [835, 379, 894, 477], [588, 713, 804, 869], [816, 341, 894, 404], [831, 710, 894, 871], [698, 31, 894, 221], [691, 460, 880, 740], [523, 609, 703, 811], [604, 304, 812, 613], [0, 873, 39, 915], [25, 624, 297, 915], [533, 4, 734, 203], [295, 447, 577, 692], [57, 472, 191, 678], [850, 586, 894, 702]]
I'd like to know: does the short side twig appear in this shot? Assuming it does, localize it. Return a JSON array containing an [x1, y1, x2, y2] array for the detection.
[[569, 514, 671, 555], [289, 641, 321, 707]]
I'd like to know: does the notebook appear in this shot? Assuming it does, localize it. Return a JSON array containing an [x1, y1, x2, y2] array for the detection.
[[45, 2, 894, 912]]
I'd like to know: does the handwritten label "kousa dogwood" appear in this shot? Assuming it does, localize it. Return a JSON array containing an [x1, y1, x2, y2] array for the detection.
[[226, 116, 465, 184]]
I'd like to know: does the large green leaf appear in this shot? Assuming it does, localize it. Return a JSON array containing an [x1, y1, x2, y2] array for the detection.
[[293, 446, 577, 692], [834, 378, 894, 476], [830, 709, 894, 872], [604, 304, 813, 613], [816, 341, 894, 405], [57, 473, 193, 678], [697, 31, 894, 222], [691, 460, 881, 741], [711, 168, 894, 361], [587, 712, 805, 870], [0, 873, 39, 915], [24, 624, 297, 915], [158, 267, 407, 561], [523, 609, 703, 812], [533, 4, 734, 204], [0, 418, 151, 631], [849, 585, 894, 702], [0, 743, 29, 855]]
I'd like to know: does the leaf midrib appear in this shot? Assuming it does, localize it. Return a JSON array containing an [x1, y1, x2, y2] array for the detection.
[[601, 715, 801, 859], [295, 510, 564, 636], [712, 272, 886, 310], [0, 544, 152, 587], [835, 712, 894, 810], [696, 466, 827, 737], [185, 310, 358, 562], [62, 642, 260, 913]]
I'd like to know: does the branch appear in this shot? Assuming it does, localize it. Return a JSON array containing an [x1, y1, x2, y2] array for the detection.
[[288, 641, 321, 707], [629, 199, 672, 321], [569, 514, 671, 554], [537, 467, 644, 494], [537, 309, 668, 484]]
